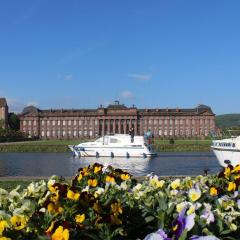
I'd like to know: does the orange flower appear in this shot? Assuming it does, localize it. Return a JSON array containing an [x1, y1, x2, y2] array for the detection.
[[51, 226, 69, 240]]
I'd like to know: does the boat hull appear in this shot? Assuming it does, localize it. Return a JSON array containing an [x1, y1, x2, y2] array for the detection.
[[69, 145, 155, 158], [212, 148, 240, 167]]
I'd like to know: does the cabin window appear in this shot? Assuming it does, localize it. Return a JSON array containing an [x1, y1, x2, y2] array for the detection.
[[233, 143, 236, 148], [110, 138, 118, 143]]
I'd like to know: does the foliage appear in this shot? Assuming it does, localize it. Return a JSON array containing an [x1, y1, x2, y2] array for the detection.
[[1, 164, 240, 239], [0, 128, 29, 142], [216, 114, 240, 129], [8, 113, 20, 131]]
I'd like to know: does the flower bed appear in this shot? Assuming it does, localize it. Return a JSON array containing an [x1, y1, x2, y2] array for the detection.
[[0, 163, 240, 239]]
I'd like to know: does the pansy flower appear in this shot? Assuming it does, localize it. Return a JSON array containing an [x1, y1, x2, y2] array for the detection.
[[51, 226, 69, 240]]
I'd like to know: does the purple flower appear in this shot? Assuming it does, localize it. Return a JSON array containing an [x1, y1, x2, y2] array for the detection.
[[190, 236, 220, 240], [200, 203, 215, 225], [171, 208, 195, 238], [144, 229, 171, 240]]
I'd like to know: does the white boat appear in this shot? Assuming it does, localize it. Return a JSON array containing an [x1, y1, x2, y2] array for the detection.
[[68, 134, 156, 158], [211, 136, 240, 166]]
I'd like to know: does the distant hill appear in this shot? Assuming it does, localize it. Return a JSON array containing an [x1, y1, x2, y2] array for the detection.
[[216, 114, 240, 128]]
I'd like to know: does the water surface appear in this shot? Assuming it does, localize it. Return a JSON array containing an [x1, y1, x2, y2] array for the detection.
[[0, 152, 221, 177]]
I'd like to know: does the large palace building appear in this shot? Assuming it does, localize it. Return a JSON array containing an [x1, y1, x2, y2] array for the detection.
[[19, 101, 215, 139]]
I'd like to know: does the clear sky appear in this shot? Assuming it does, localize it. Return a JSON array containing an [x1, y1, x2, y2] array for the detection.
[[0, 0, 239, 115]]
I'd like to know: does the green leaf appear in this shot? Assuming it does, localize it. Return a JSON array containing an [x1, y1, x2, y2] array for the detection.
[[145, 215, 155, 223], [178, 230, 188, 240]]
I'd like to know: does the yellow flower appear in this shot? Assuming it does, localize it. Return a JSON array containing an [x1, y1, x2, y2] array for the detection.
[[94, 166, 102, 174], [93, 202, 101, 213], [67, 190, 80, 200], [47, 203, 64, 215], [75, 214, 85, 224], [210, 187, 218, 196], [232, 165, 240, 173], [88, 179, 98, 187], [188, 188, 201, 202], [0, 237, 11, 240], [51, 190, 59, 203], [187, 205, 195, 215], [0, 220, 9, 235], [51, 226, 69, 240], [170, 179, 180, 189], [77, 173, 83, 181], [120, 173, 130, 181], [106, 176, 115, 184], [46, 221, 55, 234], [176, 202, 187, 213], [111, 202, 123, 216], [149, 176, 164, 188], [224, 167, 231, 178], [110, 215, 122, 225], [227, 182, 236, 192], [10, 215, 27, 230], [81, 167, 89, 176]]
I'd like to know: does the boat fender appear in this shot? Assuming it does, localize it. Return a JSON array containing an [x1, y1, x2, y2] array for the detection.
[[126, 152, 130, 158], [143, 153, 147, 158], [224, 159, 231, 165], [111, 152, 114, 158], [96, 152, 99, 158]]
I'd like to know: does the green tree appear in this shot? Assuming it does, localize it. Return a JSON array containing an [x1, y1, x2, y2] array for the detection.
[[8, 113, 20, 130]]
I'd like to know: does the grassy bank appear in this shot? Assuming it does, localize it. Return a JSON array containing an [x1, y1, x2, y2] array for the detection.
[[0, 180, 32, 191], [0, 139, 212, 153]]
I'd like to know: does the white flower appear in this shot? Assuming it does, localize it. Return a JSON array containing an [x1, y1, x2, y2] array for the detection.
[[170, 189, 179, 196], [120, 181, 128, 190], [171, 179, 180, 189], [188, 188, 201, 202], [94, 187, 105, 198], [176, 202, 188, 213]]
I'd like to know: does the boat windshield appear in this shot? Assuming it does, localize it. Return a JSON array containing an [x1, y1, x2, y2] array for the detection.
[[95, 137, 103, 143]]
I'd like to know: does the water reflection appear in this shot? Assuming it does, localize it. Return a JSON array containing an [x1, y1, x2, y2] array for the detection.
[[0, 152, 221, 177], [70, 156, 151, 176]]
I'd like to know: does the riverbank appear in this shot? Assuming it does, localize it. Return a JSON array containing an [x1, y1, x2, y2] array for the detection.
[[0, 139, 212, 152]]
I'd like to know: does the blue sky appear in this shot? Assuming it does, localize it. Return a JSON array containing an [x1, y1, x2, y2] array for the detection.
[[0, 0, 240, 115]]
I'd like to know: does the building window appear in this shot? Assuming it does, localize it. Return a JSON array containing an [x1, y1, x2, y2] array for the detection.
[[23, 120, 26, 126], [34, 120, 37, 126], [52, 120, 55, 126], [63, 131, 66, 136], [68, 120, 71, 126], [63, 120, 66, 126], [74, 130, 77, 137], [47, 120, 50, 126], [79, 130, 82, 136], [74, 120, 77, 125], [41, 131, 44, 137]]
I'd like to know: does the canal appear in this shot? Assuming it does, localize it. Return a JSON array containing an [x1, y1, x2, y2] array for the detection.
[[0, 152, 221, 177]]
